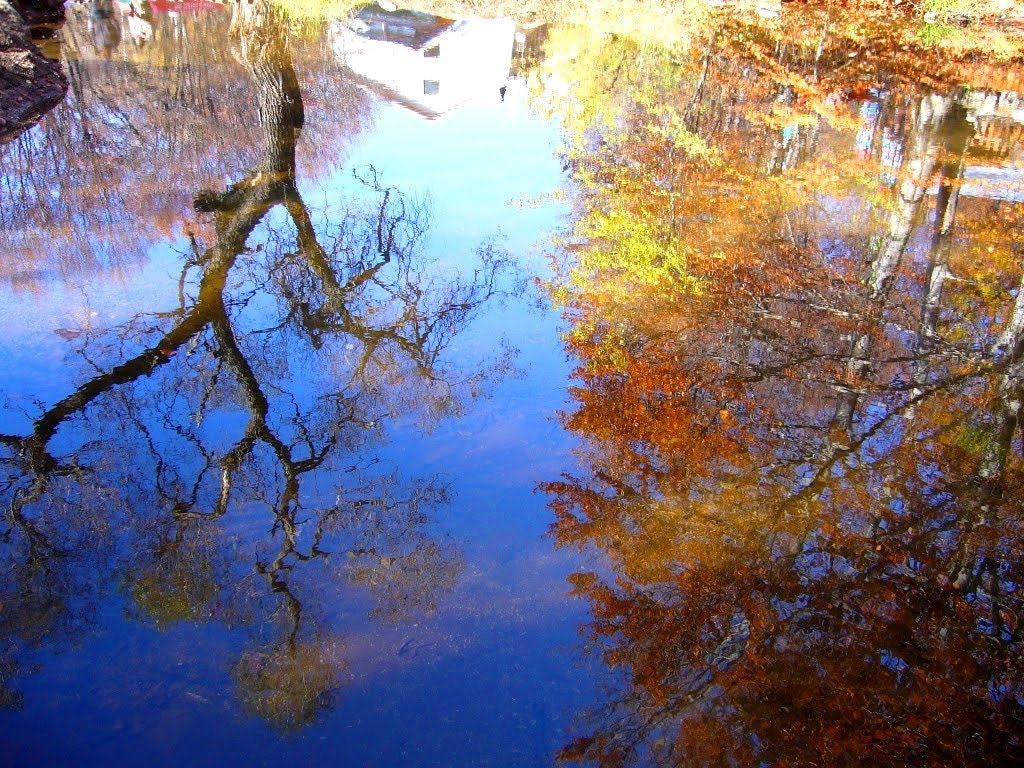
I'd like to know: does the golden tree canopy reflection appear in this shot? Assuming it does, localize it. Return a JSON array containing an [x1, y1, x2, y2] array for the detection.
[[233, 635, 348, 732], [541, 8, 1024, 766]]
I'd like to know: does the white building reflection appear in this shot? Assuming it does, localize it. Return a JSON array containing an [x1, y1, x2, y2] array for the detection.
[[331, 4, 515, 119]]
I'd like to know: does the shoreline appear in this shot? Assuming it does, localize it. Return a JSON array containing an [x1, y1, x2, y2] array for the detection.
[[1, 0, 1022, 145], [0, 0, 66, 143]]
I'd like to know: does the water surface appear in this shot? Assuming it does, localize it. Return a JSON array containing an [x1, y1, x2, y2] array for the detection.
[[1, 2, 1024, 766]]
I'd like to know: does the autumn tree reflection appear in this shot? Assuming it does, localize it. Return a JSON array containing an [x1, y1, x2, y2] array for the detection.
[[0, 2, 513, 730], [541, 13, 1024, 767]]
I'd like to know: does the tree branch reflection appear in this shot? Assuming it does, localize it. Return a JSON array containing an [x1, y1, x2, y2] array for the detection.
[[0, 3, 514, 730]]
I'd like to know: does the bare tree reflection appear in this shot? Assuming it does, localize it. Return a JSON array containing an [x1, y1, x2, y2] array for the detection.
[[0, 2, 514, 728]]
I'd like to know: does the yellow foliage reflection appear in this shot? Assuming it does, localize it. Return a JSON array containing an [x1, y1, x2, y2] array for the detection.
[[542, 9, 1024, 766]]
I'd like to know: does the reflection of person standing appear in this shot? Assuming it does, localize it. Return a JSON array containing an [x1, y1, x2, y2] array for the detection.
[[126, 1, 153, 46], [88, 0, 121, 56]]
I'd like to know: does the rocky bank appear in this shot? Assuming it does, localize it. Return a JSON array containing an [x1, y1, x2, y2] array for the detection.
[[0, 0, 66, 142]]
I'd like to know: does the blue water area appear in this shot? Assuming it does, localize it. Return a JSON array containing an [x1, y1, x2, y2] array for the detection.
[[4, 3, 1024, 766], [0, 12, 602, 764]]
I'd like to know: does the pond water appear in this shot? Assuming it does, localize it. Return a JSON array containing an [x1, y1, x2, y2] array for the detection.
[[1, 1, 1024, 765]]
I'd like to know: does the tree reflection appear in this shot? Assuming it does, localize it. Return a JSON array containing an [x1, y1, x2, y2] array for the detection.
[[233, 630, 348, 732], [541, 14, 1024, 767], [0, 1, 513, 729], [0, 0, 371, 288]]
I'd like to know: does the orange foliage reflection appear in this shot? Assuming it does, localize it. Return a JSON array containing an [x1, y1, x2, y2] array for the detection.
[[542, 16, 1024, 766]]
